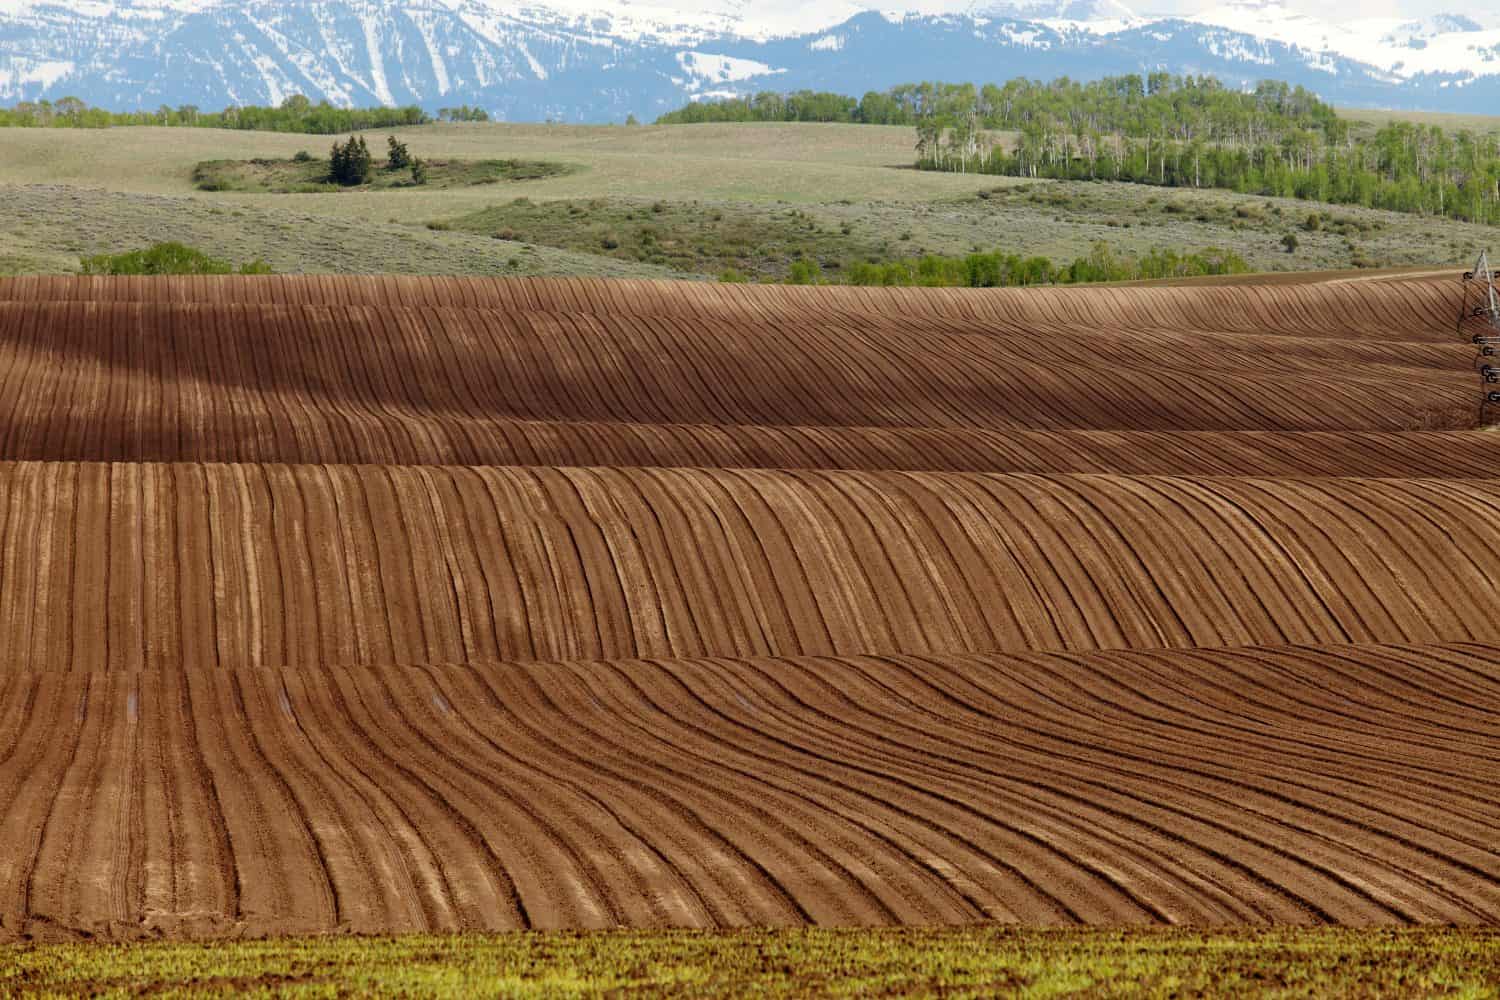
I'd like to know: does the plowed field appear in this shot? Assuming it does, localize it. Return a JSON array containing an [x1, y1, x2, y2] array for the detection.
[[1, 271, 1498, 941]]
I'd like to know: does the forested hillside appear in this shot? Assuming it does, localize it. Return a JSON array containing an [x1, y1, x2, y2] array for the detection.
[[655, 76, 1335, 133], [663, 76, 1500, 226]]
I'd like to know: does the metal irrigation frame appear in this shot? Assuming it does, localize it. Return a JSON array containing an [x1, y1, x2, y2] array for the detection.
[[1460, 252, 1500, 425]]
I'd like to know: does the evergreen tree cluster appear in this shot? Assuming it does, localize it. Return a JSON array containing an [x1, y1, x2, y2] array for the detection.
[[387, 135, 412, 170], [329, 135, 373, 186], [322, 134, 428, 186]]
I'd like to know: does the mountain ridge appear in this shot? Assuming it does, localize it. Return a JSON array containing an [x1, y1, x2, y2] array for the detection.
[[4, 0, 1500, 121]]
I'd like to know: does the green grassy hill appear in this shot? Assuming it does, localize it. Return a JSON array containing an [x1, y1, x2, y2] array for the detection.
[[1, 120, 1495, 280]]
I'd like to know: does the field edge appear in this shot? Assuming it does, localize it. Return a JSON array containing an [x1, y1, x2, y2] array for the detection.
[[5, 926, 1499, 998]]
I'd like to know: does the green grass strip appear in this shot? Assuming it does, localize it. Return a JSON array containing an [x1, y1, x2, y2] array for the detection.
[[5, 926, 1500, 997]]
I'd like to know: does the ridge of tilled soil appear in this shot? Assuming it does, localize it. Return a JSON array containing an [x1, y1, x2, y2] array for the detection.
[[0, 279, 1475, 470], [0, 272, 1463, 342], [0, 462, 1493, 670], [2, 642, 1498, 941]]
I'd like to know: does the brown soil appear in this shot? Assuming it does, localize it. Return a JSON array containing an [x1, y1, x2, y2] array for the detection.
[[0, 272, 1497, 939]]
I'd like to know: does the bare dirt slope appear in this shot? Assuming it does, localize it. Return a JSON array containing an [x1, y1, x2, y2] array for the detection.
[[0, 270, 1498, 940]]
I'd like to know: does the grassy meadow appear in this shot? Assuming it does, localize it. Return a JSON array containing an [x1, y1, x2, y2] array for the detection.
[[192, 155, 574, 194], [2, 114, 1500, 279], [5, 926, 1500, 997], [0, 185, 673, 277], [1339, 106, 1500, 137]]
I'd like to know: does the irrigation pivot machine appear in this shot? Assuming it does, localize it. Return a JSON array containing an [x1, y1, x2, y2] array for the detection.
[[1461, 252, 1500, 425]]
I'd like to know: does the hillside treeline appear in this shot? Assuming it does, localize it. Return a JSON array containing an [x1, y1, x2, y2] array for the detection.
[[655, 76, 1337, 134], [969, 118, 1500, 223], [907, 76, 1500, 226], [664, 75, 1500, 225], [0, 94, 490, 133]]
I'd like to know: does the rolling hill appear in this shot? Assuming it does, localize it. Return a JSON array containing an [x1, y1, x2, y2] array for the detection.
[[0, 270, 1498, 939]]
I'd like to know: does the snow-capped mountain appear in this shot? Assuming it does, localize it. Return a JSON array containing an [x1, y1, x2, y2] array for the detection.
[[971, 0, 1138, 22], [1186, 2, 1500, 78], [5, 0, 1500, 120]]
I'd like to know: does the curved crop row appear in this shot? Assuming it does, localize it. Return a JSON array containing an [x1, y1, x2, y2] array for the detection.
[[0, 301, 1466, 472], [0, 418, 1473, 480], [0, 287, 1482, 465], [0, 641, 1496, 939], [0, 273, 1464, 342], [0, 462, 1496, 672]]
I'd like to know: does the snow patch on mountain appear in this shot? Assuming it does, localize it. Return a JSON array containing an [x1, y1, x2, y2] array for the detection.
[[675, 51, 783, 90], [0, 0, 204, 15], [1200, 30, 1273, 67], [516, 40, 548, 80], [464, 0, 859, 45], [969, 0, 1138, 35], [1409, 14, 1483, 39], [1189, 3, 1339, 53], [247, 51, 290, 105], [358, 14, 393, 104], [0, 57, 71, 95], [412, 11, 453, 94]]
